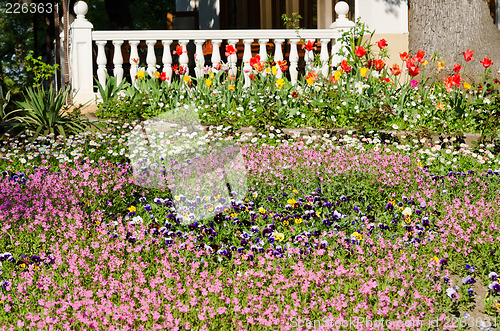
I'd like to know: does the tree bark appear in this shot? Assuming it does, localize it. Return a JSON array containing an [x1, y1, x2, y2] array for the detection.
[[409, 0, 500, 84]]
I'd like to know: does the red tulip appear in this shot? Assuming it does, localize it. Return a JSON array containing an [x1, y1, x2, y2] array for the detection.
[[399, 52, 410, 61], [355, 46, 367, 58], [225, 45, 237, 57], [408, 66, 420, 77], [453, 64, 463, 73], [463, 49, 474, 62], [415, 50, 425, 63], [377, 39, 388, 49], [373, 59, 385, 72], [340, 59, 352, 73], [303, 40, 317, 52], [390, 64, 402, 76], [451, 73, 463, 87], [173, 45, 184, 56], [480, 57, 493, 68]]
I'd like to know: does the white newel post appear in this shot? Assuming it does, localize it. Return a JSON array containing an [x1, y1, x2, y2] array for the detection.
[[70, 1, 95, 105], [330, 1, 355, 68]]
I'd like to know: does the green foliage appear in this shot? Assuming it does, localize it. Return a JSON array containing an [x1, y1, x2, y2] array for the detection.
[[24, 51, 60, 87], [94, 73, 131, 103], [11, 85, 92, 141]]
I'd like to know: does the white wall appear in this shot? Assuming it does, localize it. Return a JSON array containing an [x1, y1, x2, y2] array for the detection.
[[355, 0, 408, 34]]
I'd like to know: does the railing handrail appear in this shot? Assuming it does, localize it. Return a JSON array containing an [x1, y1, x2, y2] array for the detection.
[[92, 29, 340, 41]]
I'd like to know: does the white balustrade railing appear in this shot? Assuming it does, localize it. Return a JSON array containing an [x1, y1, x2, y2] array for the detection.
[[69, 1, 355, 105]]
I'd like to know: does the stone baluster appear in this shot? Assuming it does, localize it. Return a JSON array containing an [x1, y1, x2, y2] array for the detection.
[[289, 39, 299, 85], [227, 39, 238, 78], [178, 40, 189, 77], [242, 39, 253, 88], [211, 39, 222, 69], [112, 40, 124, 83], [96, 40, 107, 89], [320, 38, 330, 77], [273, 39, 285, 79], [146, 40, 157, 77], [129, 40, 140, 86], [194, 39, 206, 79], [162, 40, 173, 85]]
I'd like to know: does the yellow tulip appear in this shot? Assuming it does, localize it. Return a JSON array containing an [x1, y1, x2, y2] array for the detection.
[[205, 78, 213, 87], [463, 82, 471, 89], [137, 71, 145, 80], [154, 72, 161, 79], [272, 66, 279, 76], [306, 77, 314, 86], [359, 67, 369, 78], [183, 75, 192, 84], [276, 78, 285, 90], [334, 70, 341, 81], [228, 85, 235, 91]]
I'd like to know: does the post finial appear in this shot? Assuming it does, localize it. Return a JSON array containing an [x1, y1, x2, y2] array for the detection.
[[330, 1, 354, 29], [74, 1, 89, 20], [335, 1, 349, 20]]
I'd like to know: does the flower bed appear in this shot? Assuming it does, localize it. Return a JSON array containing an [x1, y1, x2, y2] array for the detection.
[[93, 25, 500, 143], [0, 120, 500, 330]]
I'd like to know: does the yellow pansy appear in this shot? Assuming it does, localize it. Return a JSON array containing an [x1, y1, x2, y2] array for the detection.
[[359, 67, 369, 78], [19, 263, 26, 270], [205, 78, 213, 87], [231, 212, 237, 218], [174, 196, 180, 201], [274, 232, 285, 242], [128, 206, 136, 213], [259, 207, 266, 214], [295, 218, 303, 224], [352, 232, 362, 241], [287, 198, 296, 205], [292, 189, 298, 195], [283, 220, 289, 226], [432, 256, 439, 263]]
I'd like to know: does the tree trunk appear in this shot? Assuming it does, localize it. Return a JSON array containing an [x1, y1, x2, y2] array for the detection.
[[409, 0, 500, 84]]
